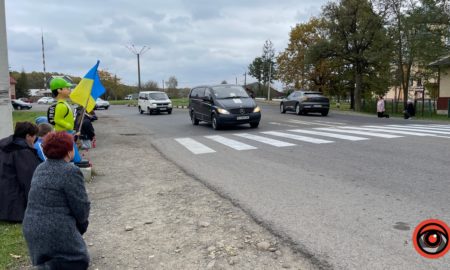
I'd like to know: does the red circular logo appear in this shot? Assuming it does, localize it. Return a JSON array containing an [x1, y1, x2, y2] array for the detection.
[[413, 219, 449, 259]]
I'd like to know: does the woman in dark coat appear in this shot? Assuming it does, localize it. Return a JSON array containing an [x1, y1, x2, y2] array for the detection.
[[23, 131, 91, 270], [0, 122, 40, 222]]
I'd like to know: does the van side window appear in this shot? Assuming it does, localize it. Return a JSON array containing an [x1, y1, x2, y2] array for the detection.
[[190, 88, 199, 98], [197, 88, 205, 98], [204, 88, 211, 98]]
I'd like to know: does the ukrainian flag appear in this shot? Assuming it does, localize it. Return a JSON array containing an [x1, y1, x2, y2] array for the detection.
[[70, 61, 106, 112]]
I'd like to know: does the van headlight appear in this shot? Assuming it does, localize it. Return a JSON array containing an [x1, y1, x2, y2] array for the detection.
[[253, 106, 261, 113], [150, 103, 157, 108], [168, 102, 172, 108], [217, 108, 230, 114]]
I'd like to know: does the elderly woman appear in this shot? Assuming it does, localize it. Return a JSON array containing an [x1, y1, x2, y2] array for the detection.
[[23, 132, 91, 270]]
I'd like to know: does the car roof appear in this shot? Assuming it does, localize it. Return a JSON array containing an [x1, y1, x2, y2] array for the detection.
[[139, 91, 166, 94]]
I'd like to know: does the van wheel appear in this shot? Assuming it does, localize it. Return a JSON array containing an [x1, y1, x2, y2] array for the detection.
[[250, 122, 259, 128], [139, 106, 143, 114], [321, 110, 329, 116], [147, 107, 153, 115], [168, 110, 172, 114], [212, 114, 220, 130], [191, 111, 199, 125], [280, 103, 286, 114]]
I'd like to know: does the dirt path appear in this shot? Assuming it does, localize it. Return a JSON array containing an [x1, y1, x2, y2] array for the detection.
[[84, 114, 317, 270]]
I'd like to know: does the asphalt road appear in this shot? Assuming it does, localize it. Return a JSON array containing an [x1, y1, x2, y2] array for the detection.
[[97, 103, 450, 269]]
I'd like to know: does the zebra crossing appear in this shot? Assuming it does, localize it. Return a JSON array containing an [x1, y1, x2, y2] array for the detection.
[[175, 124, 450, 155]]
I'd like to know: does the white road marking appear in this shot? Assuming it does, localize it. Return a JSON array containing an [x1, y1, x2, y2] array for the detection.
[[286, 119, 339, 127], [316, 128, 402, 138], [204, 135, 257, 150], [288, 129, 368, 141], [366, 125, 450, 135], [262, 131, 334, 144], [234, 133, 296, 147], [343, 126, 430, 136], [175, 138, 216, 154], [386, 125, 450, 133]]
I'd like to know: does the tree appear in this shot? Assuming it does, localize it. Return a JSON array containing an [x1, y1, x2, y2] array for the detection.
[[142, 80, 159, 91], [320, 0, 392, 111], [15, 69, 29, 98], [261, 40, 277, 85], [166, 76, 178, 89], [248, 57, 264, 95], [221, 80, 228, 84]]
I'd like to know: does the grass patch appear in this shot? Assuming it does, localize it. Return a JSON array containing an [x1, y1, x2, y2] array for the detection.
[[12, 111, 46, 125], [172, 98, 188, 107], [0, 222, 29, 269]]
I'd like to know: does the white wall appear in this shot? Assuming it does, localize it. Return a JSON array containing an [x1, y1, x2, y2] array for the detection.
[[0, 0, 13, 138]]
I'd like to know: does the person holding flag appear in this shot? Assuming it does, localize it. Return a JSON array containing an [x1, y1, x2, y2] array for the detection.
[[70, 60, 106, 125]]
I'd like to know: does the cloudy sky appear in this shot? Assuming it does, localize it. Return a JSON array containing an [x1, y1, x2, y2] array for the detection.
[[5, 0, 330, 88]]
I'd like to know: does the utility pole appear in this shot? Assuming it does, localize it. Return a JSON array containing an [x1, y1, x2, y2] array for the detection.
[[267, 63, 272, 101], [162, 80, 165, 91], [235, 77, 237, 85], [0, 0, 13, 137], [243, 72, 247, 87], [41, 29, 47, 89], [126, 44, 150, 91]]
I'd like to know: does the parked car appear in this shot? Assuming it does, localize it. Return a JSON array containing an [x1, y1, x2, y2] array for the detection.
[[37, 97, 55, 104], [94, 98, 110, 110], [280, 90, 330, 116], [124, 94, 133, 100], [188, 84, 261, 130], [11, 99, 32, 110], [18, 97, 32, 103], [138, 91, 172, 115]]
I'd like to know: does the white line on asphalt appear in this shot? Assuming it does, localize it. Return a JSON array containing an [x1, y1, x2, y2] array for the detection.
[[288, 129, 368, 141], [175, 138, 216, 154], [386, 125, 450, 133], [286, 119, 338, 127], [204, 135, 257, 150], [234, 133, 296, 147], [366, 126, 450, 135], [313, 120, 347, 126], [268, 122, 298, 127], [315, 128, 403, 138], [261, 131, 334, 144], [343, 126, 430, 136]]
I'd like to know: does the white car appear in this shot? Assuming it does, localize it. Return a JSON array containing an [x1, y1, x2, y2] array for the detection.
[[94, 98, 110, 110], [138, 91, 172, 115], [37, 97, 55, 104]]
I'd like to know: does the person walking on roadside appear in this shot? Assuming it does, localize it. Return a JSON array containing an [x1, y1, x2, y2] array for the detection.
[[404, 100, 415, 119], [0, 122, 41, 222], [377, 96, 389, 118], [23, 132, 91, 270]]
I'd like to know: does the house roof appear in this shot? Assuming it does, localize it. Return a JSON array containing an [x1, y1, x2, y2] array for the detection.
[[9, 76, 17, 84], [429, 55, 450, 67]]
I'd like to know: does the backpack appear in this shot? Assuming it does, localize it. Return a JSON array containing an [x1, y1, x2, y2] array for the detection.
[[47, 101, 69, 125]]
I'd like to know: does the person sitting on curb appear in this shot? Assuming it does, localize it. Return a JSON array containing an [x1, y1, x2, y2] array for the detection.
[[34, 123, 54, 161], [0, 122, 41, 222], [23, 131, 91, 270]]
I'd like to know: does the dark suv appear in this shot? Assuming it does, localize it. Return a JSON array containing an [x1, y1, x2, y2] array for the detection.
[[189, 85, 261, 130], [280, 90, 329, 116]]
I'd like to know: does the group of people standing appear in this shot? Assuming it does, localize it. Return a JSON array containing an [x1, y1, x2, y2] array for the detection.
[[0, 77, 95, 269]]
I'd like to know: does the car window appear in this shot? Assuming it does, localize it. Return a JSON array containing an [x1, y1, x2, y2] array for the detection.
[[190, 88, 198, 98], [204, 88, 212, 98], [139, 93, 147, 100], [197, 88, 205, 98], [211, 86, 249, 99], [149, 93, 168, 100]]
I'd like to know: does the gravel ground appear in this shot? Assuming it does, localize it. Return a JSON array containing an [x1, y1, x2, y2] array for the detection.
[[83, 114, 318, 270]]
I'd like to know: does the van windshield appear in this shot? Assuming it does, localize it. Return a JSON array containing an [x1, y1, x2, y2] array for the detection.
[[212, 86, 249, 99], [149, 93, 169, 100]]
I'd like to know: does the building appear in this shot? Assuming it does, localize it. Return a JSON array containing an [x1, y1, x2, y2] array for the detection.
[[429, 55, 450, 114]]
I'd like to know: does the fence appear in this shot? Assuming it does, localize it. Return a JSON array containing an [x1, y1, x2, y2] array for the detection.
[[361, 99, 436, 117]]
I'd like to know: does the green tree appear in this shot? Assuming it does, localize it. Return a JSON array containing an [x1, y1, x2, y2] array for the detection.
[[15, 69, 29, 98], [248, 57, 264, 95], [142, 80, 159, 91], [261, 40, 277, 85], [320, 0, 392, 111]]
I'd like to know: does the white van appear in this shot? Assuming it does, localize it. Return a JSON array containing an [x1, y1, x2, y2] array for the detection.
[[138, 91, 173, 115]]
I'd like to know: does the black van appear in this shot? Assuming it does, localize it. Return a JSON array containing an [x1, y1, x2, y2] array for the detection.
[[189, 85, 261, 130]]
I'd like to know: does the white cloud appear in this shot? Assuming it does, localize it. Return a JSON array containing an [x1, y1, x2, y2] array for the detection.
[[5, 0, 329, 88]]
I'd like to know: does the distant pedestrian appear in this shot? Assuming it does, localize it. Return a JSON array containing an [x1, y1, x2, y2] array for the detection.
[[404, 100, 415, 119], [377, 96, 389, 118], [0, 122, 41, 222], [23, 131, 90, 270]]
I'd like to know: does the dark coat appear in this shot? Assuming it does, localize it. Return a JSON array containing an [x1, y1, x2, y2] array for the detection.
[[0, 135, 41, 222], [80, 117, 95, 141], [22, 159, 91, 266]]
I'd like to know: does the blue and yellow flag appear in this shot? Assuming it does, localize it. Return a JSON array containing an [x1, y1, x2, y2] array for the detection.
[[70, 61, 105, 112]]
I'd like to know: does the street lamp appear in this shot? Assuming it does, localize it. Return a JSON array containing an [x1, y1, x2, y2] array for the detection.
[[126, 44, 150, 91]]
